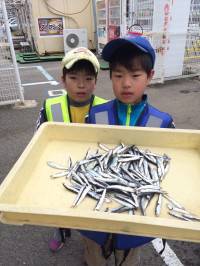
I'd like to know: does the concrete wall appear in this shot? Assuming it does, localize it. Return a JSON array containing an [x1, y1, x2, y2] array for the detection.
[[30, 0, 95, 54]]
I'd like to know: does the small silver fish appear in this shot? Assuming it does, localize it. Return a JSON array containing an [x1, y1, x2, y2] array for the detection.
[[182, 213, 200, 222], [50, 171, 68, 178], [164, 195, 185, 210], [47, 161, 67, 170], [75, 185, 92, 207], [95, 188, 107, 211], [72, 185, 86, 207], [98, 142, 110, 152], [167, 204, 189, 215], [168, 211, 190, 221], [155, 194, 162, 217]]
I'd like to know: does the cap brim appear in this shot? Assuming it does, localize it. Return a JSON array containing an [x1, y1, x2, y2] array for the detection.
[[102, 38, 148, 62]]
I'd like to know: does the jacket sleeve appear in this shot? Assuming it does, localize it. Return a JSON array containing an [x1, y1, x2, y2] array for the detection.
[[85, 113, 91, 124], [167, 120, 176, 128], [35, 102, 48, 131]]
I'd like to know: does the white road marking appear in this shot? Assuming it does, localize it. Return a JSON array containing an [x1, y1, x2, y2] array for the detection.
[[152, 238, 184, 266], [22, 81, 59, 86], [36, 65, 55, 81], [19, 65, 59, 86], [50, 80, 59, 85]]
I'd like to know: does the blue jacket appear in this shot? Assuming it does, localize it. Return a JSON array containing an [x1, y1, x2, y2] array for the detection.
[[87, 96, 174, 128], [81, 96, 174, 250]]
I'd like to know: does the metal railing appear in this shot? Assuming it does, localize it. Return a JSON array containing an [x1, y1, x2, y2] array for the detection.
[[0, 0, 24, 105]]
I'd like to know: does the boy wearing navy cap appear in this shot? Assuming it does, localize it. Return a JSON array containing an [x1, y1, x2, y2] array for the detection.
[[81, 35, 175, 266]]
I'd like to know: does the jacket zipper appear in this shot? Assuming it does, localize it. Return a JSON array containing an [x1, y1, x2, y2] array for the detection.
[[125, 104, 132, 126]]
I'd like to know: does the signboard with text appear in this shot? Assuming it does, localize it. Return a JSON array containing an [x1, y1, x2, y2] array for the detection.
[[38, 17, 64, 37]]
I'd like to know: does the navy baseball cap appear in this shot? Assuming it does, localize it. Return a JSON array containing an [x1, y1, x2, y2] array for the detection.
[[102, 34, 156, 67]]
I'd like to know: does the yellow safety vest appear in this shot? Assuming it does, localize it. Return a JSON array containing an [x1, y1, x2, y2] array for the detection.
[[45, 94, 107, 122]]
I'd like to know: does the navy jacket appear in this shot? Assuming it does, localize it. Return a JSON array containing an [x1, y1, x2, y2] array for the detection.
[[87, 98, 174, 128]]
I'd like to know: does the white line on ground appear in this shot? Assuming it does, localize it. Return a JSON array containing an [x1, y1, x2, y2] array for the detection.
[[5, 65, 59, 86], [19, 65, 55, 81], [152, 238, 184, 266], [19, 65, 59, 86], [36, 65, 55, 81], [19, 66, 39, 69], [22, 81, 59, 86]]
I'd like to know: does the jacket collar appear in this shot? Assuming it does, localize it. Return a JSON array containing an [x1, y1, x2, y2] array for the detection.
[[116, 94, 147, 109], [115, 95, 147, 126]]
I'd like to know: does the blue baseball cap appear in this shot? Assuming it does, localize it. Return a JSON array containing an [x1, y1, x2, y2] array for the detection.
[[102, 34, 156, 67]]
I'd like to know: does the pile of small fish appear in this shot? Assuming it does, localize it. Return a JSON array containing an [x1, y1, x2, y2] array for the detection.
[[47, 143, 200, 222]]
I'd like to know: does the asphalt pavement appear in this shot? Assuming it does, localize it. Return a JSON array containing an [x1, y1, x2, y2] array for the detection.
[[0, 61, 199, 265]]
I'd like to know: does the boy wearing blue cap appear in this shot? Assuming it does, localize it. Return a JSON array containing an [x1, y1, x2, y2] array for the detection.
[[81, 35, 175, 265], [36, 47, 107, 252]]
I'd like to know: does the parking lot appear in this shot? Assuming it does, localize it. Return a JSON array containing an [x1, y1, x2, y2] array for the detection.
[[0, 61, 200, 265]]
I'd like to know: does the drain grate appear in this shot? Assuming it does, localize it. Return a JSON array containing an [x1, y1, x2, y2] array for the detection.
[[48, 90, 66, 97], [180, 90, 190, 94]]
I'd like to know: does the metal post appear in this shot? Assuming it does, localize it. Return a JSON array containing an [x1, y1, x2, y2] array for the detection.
[[92, 0, 98, 52], [2, 0, 24, 103], [120, 0, 127, 36]]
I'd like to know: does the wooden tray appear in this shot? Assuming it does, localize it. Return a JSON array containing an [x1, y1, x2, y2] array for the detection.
[[0, 123, 200, 242]]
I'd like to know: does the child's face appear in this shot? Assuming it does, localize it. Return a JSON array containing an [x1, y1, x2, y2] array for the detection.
[[63, 70, 96, 102], [111, 64, 154, 104]]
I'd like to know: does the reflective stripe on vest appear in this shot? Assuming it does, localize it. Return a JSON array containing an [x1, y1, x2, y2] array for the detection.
[[145, 115, 163, 127], [94, 111, 110, 124], [94, 110, 164, 127], [45, 95, 107, 122], [45, 95, 70, 122], [92, 96, 107, 106]]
